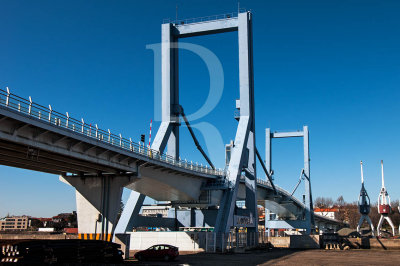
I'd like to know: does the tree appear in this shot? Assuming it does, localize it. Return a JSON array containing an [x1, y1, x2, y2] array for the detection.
[[66, 212, 77, 228], [344, 203, 359, 228], [312, 194, 400, 231], [314, 197, 334, 208], [336, 196, 345, 207]]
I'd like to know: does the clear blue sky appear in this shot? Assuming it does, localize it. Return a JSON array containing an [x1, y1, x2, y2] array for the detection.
[[0, 0, 399, 217]]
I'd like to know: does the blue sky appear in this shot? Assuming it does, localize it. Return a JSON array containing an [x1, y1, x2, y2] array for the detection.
[[0, 0, 399, 217]]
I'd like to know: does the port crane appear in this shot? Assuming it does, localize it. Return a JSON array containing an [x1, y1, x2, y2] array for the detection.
[[377, 160, 395, 236], [357, 161, 375, 236]]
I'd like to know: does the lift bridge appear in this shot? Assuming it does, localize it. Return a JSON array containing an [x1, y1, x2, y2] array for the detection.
[[0, 11, 341, 241]]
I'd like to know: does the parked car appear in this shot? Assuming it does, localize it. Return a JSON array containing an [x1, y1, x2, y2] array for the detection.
[[134, 244, 179, 261]]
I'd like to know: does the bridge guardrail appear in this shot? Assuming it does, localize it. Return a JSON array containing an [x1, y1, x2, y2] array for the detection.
[[0, 88, 224, 177], [163, 9, 246, 25]]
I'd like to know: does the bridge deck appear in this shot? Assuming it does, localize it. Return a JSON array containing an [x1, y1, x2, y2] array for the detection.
[[0, 89, 342, 226]]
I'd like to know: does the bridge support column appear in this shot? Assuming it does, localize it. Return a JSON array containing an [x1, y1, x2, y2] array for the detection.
[[150, 11, 257, 245], [264, 206, 270, 237], [114, 190, 146, 233], [214, 13, 257, 244], [265, 128, 271, 175], [265, 126, 314, 234], [303, 126, 314, 234], [151, 22, 179, 158], [245, 132, 258, 244], [60, 175, 132, 240]]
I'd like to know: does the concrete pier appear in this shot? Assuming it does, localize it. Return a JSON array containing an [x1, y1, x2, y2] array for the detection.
[[61, 175, 133, 237]]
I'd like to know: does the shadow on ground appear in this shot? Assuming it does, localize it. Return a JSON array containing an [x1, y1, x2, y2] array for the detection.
[[123, 249, 400, 266], [123, 249, 300, 265]]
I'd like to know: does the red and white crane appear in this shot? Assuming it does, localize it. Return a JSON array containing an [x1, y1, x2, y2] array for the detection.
[[377, 160, 395, 237]]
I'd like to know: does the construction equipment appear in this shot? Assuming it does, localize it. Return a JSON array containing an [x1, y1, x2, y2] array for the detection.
[[0, 239, 123, 264]]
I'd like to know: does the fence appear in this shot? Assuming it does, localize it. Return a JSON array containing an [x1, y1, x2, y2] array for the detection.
[[0, 87, 224, 176], [163, 9, 247, 25], [204, 231, 268, 252]]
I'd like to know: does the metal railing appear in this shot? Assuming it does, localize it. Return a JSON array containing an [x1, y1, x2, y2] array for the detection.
[[255, 177, 307, 209], [256, 178, 273, 187], [204, 231, 265, 253], [163, 9, 246, 25], [0, 87, 225, 176], [238, 176, 273, 188]]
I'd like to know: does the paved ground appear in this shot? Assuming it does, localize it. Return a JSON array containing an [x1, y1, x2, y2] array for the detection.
[[125, 249, 400, 265]]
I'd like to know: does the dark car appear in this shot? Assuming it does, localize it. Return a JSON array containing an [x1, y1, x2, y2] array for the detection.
[[134, 244, 179, 261]]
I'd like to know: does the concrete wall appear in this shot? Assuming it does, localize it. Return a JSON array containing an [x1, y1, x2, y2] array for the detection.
[[268, 237, 290, 248], [129, 232, 321, 252], [167, 209, 218, 228], [122, 209, 218, 231], [269, 235, 320, 249], [129, 231, 204, 252]]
